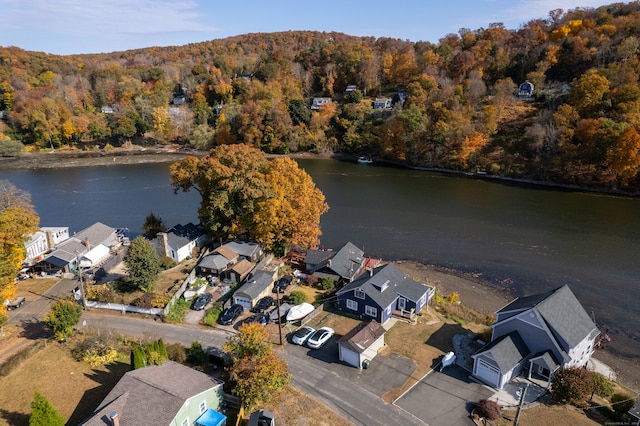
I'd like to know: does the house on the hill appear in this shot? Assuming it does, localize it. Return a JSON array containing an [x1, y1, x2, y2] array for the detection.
[[155, 223, 206, 263], [304, 242, 366, 283], [311, 97, 331, 110], [373, 98, 392, 109], [81, 361, 226, 426], [471, 285, 600, 389], [517, 81, 534, 98], [336, 263, 435, 326]]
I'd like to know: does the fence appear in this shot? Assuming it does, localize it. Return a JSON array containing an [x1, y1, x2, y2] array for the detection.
[[86, 301, 163, 316], [300, 301, 330, 326]]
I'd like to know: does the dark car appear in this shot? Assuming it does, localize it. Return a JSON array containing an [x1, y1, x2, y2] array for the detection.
[[219, 303, 244, 325], [273, 276, 293, 293], [191, 293, 212, 311], [252, 296, 275, 313], [244, 313, 269, 326]]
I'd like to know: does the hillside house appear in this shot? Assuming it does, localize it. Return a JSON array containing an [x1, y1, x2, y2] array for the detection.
[[304, 242, 366, 283], [155, 223, 206, 263], [373, 98, 392, 109], [311, 97, 331, 110]]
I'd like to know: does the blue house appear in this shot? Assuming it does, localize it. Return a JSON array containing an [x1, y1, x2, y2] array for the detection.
[[336, 263, 435, 325]]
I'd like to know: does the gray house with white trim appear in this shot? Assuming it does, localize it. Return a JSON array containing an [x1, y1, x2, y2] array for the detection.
[[336, 263, 434, 326], [472, 285, 600, 389], [304, 242, 366, 283]]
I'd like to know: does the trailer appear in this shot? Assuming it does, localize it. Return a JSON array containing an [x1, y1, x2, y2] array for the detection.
[[6, 296, 25, 310]]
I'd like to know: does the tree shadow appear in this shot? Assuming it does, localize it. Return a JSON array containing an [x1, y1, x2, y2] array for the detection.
[[66, 361, 131, 426], [0, 408, 29, 426], [18, 319, 51, 340], [425, 322, 470, 353]]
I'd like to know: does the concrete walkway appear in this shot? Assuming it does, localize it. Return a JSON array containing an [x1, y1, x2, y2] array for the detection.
[[489, 378, 548, 408]]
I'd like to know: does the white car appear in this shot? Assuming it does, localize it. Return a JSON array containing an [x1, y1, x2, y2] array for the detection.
[[291, 326, 315, 346], [306, 327, 334, 349]]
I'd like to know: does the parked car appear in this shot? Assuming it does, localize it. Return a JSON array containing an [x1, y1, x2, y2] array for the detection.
[[191, 293, 212, 311], [6, 296, 25, 311], [244, 313, 269, 326], [219, 304, 244, 325], [306, 327, 334, 349], [252, 296, 275, 313], [273, 276, 293, 293], [291, 326, 315, 345]]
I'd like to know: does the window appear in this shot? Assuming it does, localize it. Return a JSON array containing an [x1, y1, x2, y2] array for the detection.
[[398, 297, 406, 311], [181, 418, 189, 426], [419, 293, 426, 306], [199, 401, 206, 414], [354, 289, 365, 299], [365, 305, 377, 317], [346, 299, 358, 310]]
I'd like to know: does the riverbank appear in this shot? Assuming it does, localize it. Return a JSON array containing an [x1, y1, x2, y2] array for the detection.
[[394, 260, 640, 393]]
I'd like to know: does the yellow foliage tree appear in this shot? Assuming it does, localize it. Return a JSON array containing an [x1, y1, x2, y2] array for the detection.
[[459, 131, 489, 167]]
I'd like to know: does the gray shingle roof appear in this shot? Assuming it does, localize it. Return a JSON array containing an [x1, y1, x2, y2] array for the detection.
[[236, 269, 274, 299], [166, 222, 204, 249], [223, 240, 261, 258], [337, 263, 431, 309], [199, 253, 233, 270], [338, 320, 386, 353], [75, 222, 116, 247], [476, 331, 530, 372], [82, 361, 222, 426], [498, 285, 598, 348], [305, 242, 365, 280]]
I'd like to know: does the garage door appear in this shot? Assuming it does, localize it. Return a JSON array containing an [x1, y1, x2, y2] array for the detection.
[[234, 296, 253, 310], [476, 359, 500, 387], [339, 344, 361, 368]]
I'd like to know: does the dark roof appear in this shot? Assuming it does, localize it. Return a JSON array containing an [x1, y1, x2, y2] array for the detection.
[[305, 242, 365, 280], [304, 249, 335, 268], [337, 263, 432, 309], [339, 320, 386, 353], [167, 223, 204, 249], [236, 269, 274, 299], [82, 361, 222, 426], [498, 285, 598, 348], [475, 331, 530, 372], [529, 350, 561, 371]]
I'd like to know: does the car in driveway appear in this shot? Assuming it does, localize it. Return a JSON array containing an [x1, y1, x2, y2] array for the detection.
[[291, 326, 315, 345], [219, 304, 244, 325], [244, 313, 269, 326], [191, 293, 212, 311], [306, 326, 334, 349], [251, 296, 275, 313], [273, 276, 293, 293]]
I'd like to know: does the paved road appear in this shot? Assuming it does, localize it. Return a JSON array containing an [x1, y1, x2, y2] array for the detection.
[[81, 311, 425, 426]]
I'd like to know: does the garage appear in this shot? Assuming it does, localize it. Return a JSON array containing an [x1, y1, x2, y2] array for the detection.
[[338, 320, 386, 369], [339, 344, 362, 368], [233, 295, 253, 310], [475, 359, 500, 388]]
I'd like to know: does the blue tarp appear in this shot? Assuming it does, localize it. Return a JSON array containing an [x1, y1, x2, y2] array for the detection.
[[195, 408, 226, 426]]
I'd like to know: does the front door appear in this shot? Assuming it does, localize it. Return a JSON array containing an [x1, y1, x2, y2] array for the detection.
[[398, 297, 406, 311]]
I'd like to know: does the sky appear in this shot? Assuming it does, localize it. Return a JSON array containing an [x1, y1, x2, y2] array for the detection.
[[0, 0, 612, 55]]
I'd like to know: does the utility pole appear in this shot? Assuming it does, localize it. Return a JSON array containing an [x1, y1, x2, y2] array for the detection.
[[276, 286, 283, 345], [513, 383, 528, 426]]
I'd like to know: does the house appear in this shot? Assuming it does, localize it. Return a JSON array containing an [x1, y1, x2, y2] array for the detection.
[[198, 250, 238, 277], [155, 223, 206, 263], [100, 106, 115, 114], [81, 361, 226, 426], [338, 320, 386, 369], [373, 98, 392, 109], [311, 97, 331, 110], [233, 269, 277, 309], [344, 84, 357, 93], [222, 240, 263, 262], [471, 285, 600, 390], [172, 95, 186, 105], [336, 263, 435, 326], [518, 81, 534, 98], [629, 399, 640, 426], [34, 222, 119, 274], [304, 242, 366, 283]]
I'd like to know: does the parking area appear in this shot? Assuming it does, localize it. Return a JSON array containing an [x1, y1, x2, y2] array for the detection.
[[394, 365, 493, 426]]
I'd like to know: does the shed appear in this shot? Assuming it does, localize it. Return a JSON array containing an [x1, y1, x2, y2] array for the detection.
[[79, 244, 110, 268], [233, 269, 276, 309], [338, 320, 386, 369]]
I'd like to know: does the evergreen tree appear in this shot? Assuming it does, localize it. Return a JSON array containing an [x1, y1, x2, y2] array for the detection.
[[143, 211, 166, 239], [29, 391, 65, 426], [123, 236, 162, 292], [43, 299, 82, 341]]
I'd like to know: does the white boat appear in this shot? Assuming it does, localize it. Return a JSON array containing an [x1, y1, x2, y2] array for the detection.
[[286, 303, 315, 321], [357, 156, 373, 164]]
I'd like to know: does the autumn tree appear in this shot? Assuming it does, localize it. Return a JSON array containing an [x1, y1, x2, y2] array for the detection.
[[0, 181, 39, 327], [123, 236, 162, 292], [224, 322, 290, 409], [43, 299, 82, 341], [29, 391, 65, 426], [551, 367, 594, 406]]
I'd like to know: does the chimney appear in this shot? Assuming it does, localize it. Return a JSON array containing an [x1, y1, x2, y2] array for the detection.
[[109, 411, 120, 426], [45, 230, 55, 250], [84, 237, 91, 251], [157, 232, 169, 257]]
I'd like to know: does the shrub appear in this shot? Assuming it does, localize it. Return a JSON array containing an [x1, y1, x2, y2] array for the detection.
[[551, 367, 594, 406], [166, 343, 187, 363], [163, 298, 189, 323], [131, 292, 155, 308], [478, 327, 492, 343], [610, 393, 635, 417], [152, 293, 171, 308], [475, 399, 501, 421], [187, 341, 206, 365], [85, 285, 117, 303], [318, 277, 335, 290], [202, 302, 224, 326], [0, 139, 26, 157], [592, 372, 614, 399], [304, 275, 318, 287], [159, 256, 177, 270], [76, 333, 120, 367], [289, 290, 307, 305]]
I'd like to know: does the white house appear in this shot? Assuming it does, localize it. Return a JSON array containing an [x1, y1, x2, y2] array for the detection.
[[338, 320, 386, 369], [472, 285, 600, 389], [155, 223, 206, 263]]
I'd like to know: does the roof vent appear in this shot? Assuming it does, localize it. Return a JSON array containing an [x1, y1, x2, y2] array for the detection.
[[109, 411, 120, 426]]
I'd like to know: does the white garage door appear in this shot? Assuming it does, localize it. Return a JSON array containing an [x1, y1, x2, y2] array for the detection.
[[234, 296, 253, 310], [339, 344, 361, 368], [476, 359, 500, 387]]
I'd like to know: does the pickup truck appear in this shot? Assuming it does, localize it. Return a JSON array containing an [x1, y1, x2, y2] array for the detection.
[[6, 296, 26, 310]]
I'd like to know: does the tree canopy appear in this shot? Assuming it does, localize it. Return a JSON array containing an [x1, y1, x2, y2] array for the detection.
[[43, 299, 82, 341], [123, 236, 162, 292], [170, 145, 328, 251], [224, 322, 290, 410], [29, 391, 65, 426], [0, 180, 39, 326], [142, 211, 166, 239]]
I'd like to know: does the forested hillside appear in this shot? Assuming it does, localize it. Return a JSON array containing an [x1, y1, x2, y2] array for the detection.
[[1, 2, 640, 191]]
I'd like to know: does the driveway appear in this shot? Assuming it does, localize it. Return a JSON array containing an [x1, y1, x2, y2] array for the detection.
[[394, 365, 493, 426]]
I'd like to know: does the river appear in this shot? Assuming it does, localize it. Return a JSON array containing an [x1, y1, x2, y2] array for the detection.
[[1, 159, 639, 360]]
